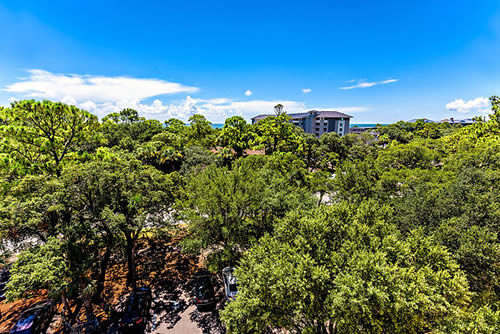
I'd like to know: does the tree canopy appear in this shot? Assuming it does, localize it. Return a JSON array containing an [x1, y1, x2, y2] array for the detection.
[[0, 100, 98, 176], [0, 97, 498, 332]]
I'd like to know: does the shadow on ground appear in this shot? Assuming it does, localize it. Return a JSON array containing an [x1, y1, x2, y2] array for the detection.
[[189, 306, 226, 334], [1, 233, 227, 334]]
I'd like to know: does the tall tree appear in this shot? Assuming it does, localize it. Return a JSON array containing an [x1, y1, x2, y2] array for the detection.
[[252, 112, 303, 154], [73, 157, 178, 288], [0, 100, 98, 176], [217, 116, 251, 158], [187, 114, 216, 147]]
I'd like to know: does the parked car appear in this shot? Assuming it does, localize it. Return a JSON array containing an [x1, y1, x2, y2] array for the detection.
[[193, 270, 216, 310], [222, 267, 238, 301], [10, 300, 56, 334], [117, 287, 152, 333]]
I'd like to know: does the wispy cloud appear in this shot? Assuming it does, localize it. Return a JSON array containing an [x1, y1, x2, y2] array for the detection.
[[379, 79, 398, 84], [446, 97, 490, 113], [244, 89, 253, 96], [340, 78, 398, 90], [302, 88, 312, 93]]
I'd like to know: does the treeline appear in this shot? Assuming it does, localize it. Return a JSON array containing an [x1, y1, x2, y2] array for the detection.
[[0, 99, 499, 332]]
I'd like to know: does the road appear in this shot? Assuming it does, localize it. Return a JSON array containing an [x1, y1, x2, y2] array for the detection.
[[148, 290, 225, 334], [152, 305, 201, 333]]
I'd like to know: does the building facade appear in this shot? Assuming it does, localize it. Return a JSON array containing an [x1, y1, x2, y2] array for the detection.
[[252, 110, 352, 136]]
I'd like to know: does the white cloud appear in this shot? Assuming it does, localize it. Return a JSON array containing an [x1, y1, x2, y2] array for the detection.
[[379, 79, 398, 84], [244, 90, 253, 96], [60, 95, 307, 123], [446, 97, 490, 113], [302, 88, 312, 93], [3, 69, 198, 118], [3, 69, 367, 123], [340, 78, 398, 90]]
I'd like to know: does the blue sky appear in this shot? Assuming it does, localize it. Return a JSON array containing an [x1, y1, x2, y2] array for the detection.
[[0, 0, 499, 123]]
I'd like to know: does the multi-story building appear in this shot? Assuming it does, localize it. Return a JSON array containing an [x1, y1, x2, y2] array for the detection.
[[251, 110, 352, 136]]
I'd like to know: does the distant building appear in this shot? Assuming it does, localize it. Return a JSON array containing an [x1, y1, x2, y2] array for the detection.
[[251, 110, 352, 137], [438, 117, 475, 125], [408, 118, 435, 123], [406, 117, 476, 125], [349, 126, 380, 136]]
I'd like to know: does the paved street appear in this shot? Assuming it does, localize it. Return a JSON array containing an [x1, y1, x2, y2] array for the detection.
[[156, 304, 200, 333], [148, 288, 225, 334]]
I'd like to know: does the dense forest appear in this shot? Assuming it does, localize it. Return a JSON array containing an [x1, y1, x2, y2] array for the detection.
[[0, 97, 498, 333]]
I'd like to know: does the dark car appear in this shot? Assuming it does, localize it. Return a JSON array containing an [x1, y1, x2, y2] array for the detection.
[[10, 300, 56, 334], [117, 287, 152, 333], [193, 270, 216, 310], [222, 267, 238, 301]]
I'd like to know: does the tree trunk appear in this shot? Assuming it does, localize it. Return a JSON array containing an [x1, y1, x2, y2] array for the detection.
[[125, 234, 137, 290], [92, 246, 112, 304], [61, 291, 73, 320], [329, 321, 336, 334]]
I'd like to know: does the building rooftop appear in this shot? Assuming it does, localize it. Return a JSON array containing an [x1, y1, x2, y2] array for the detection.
[[309, 110, 353, 118], [251, 110, 353, 120], [408, 118, 435, 123], [407, 118, 477, 124]]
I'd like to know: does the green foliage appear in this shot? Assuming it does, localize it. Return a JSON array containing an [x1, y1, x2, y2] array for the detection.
[[435, 218, 499, 301], [187, 114, 216, 147], [0, 100, 99, 175], [180, 145, 221, 175], [221, 202, 472, 333], [6, 237, 69, 300], [299, 133, 321, 170], [100, 108, 163, 150], [0, 174, 66, 243], [1, 98, 499, 332], [64, 157, 178, 287], [180, 155, 314, 270], [252, 113, 304, 154], [376, 140, 440, 170], [377, 120, 457, 144], [343, 132, 379, 160], [217, 116, 252, 158], [378, 121, 415, 143], [319, 131, 349, 160], [136, 135, 184, 172], [334, 158, 380, 203]]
